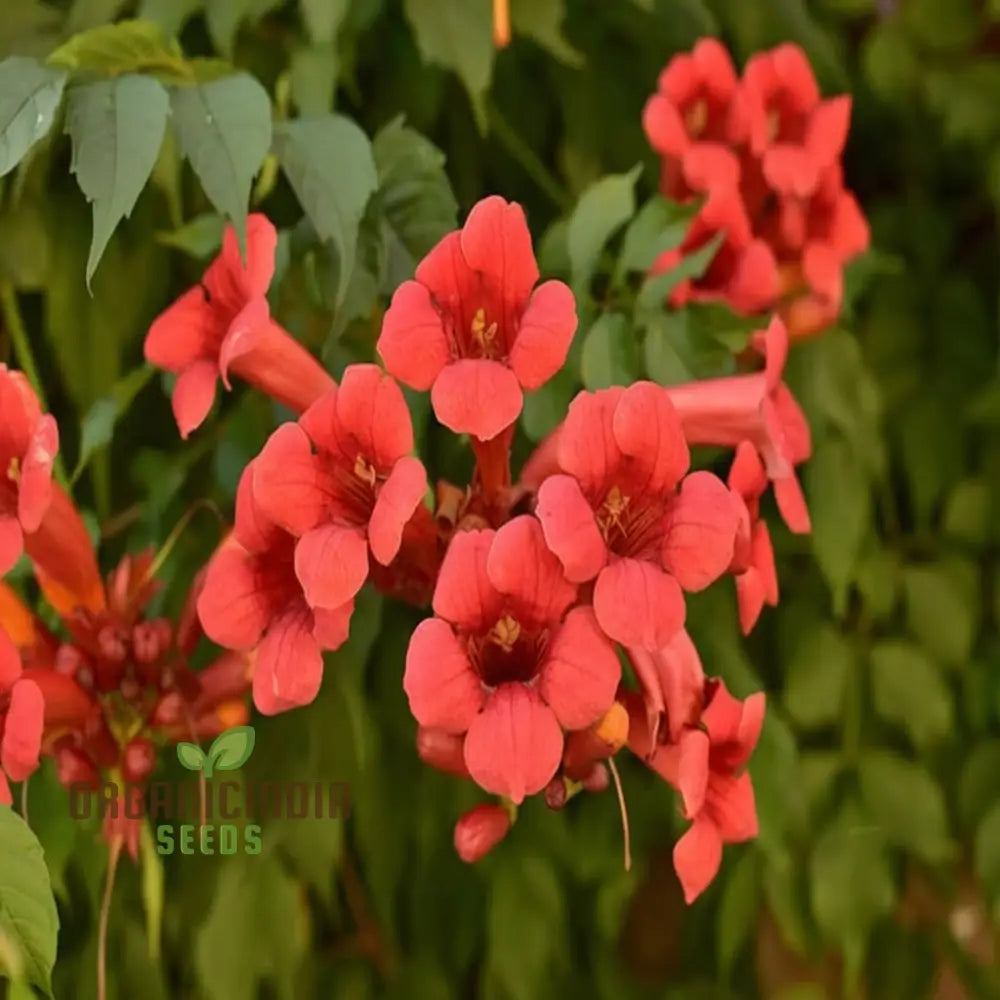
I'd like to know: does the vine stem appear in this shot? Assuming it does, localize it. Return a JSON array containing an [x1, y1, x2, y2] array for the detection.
[[98, 836, 123, 1000], [0, 281, 69, 489]]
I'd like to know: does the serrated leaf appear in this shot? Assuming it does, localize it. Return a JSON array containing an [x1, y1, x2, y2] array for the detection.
[[870, 640, 953, 748], [580, 312, 636, 389], [139, 822, 164, 962], [207, 725, 256, 774], [0, 806, 59, 997], [176, 742, 205, 770], [0, 58, 66, 178], [48, 19, 189, 81], [566, 166, 640, 292], [65, 74, 170, 285], [858, 751, 953, 863], [170, 73, 272, 253], [274, 114, 378, 306], [403, 0, 493, 130]]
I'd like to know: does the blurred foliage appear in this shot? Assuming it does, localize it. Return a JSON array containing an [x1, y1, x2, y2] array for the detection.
[[1, 0, 999, 998]]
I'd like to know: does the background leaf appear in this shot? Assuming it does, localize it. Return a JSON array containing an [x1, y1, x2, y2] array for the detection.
[[0, 58, 65, 177]]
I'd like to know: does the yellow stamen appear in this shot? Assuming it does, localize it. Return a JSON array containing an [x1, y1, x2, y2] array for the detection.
[[685, 100, 708, 136], [471, 307, 499, 351], [6, 456, 19, 483], [489, 614, 521, 652], [354, 454, 377, 488]]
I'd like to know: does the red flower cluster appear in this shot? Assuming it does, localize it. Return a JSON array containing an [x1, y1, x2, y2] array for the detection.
[[643, 39, 869, 340]]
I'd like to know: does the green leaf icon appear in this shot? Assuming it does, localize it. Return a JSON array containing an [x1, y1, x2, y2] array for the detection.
[[204, 726, 256, 777], [176, 742, 206, 772]]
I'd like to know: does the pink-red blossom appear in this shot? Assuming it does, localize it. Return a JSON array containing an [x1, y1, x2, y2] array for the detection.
[[378, 196, 577, 442], [403, 517, 620, 803], [252, 364, 427, 612], [535, 382, 740, 650], [0, 626, 44, 804], [145, 214, 335, 438]]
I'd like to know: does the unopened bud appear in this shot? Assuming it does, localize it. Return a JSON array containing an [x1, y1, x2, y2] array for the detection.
[[55, 746, 99, 789], [454, 804, 511, 863], [581, 762, 610, 794], [133, 619, 171, 666], [54, 644, 85, 678], [543, 776, 568, 810], [563, 702, 629, 780], [121, 737, 156, 783], [416, 727, 470, 778]]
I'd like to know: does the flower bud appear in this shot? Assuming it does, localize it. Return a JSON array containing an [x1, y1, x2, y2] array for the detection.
[[122, 737, 156, 783], [581, 762, 610, 794], [544, 776, 567, 810], [563, 702, 629, 780], [454, 804, 511, 863], [55, 745, 99, 789], [416, 727, 470, 778]]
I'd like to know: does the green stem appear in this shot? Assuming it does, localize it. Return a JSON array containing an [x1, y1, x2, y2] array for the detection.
[[486, 100, 571, 210], [0, 281, 70, 488]]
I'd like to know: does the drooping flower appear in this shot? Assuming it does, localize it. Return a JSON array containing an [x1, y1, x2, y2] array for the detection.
[[0, 626, 44, 804], [197, 462, 353, 715], [535, 382, 741, 650], [144, 214, 335, 438], [0, 365, 58, 575], [454, 803, 512, 862], [727, 442, 779, 634], [404, 517, 620, 803], [627, 677, 765, 903], [378, 196, 577, 441], [663, 316, 811, 533], [252, 364, 428, 612]]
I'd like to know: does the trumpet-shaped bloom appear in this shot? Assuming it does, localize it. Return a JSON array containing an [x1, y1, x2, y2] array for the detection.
[[535, 383, 740, 650], [252, 365, 428, 612], [197, 462, 353, 715], [403, 517, 620, 803], [145, 214, 335, 438], [0, 366, 58, 575], [378, 196, 577, 441], [664, 316, 811, 533], [627, 677, 765, 903], [0, 627, 44, 804], [728, 443, 779, 634]]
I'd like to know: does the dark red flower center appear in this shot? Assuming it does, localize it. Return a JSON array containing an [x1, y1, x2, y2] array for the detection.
[[595, 485, 666, 560], [468, 614, 546, 688], [0, 455, 19, 516], [322, 452, 381, 525]]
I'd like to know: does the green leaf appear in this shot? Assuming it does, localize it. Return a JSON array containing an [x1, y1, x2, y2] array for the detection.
[[301, 0, 350, 43], [635, 231, 724, 314], [973, 801, 1000, 904], [274, 115, 378, 307], [943, 477, 991, 546], [137, 0, 204, 35], [616, 194, 693, 276], [403, 0, 493, 130], [862, 22, 919, 101], [958, 740, 1000, 832], [580, 312, 637, 389], [71, 363, 156, 482], [65, 74, 170, 285], [155, 212, 225, 259], [204, 0, 256, 57], [809, 798, 895, 981], [372, 116, 459, 260], [290, 44, 338, 116], [170, 72, 273, 253], [0, 806, 59, 997], [870, 640, 953, 749], [903, 562, 978, 668], [716, 850, 759, 976], [805, 436, 870, 612], [139, 822, 164, 962], [858, 751, 953, 862], [511, 0, 583, 67], [566, 166, 640, 292], [48, 18, 189, 80], [0, 58, 66, 178], [783, 623, 853, 730], [207, 725, 256, 774], [176, 742, 205, 770]]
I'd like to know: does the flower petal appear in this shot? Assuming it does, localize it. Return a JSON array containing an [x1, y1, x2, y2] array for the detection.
[[460, 196, 539, 310], [463, 683, 563, 803], [253, 604, 323, 715], [404, 617, 484, 732], [218, 295, 270, 388], [377, 281, 451, 390], [253, 422, 326, 535], [508, 280, 577, 390], [677, 728, 710, 817], [612, 382, 690, 493], [144, 286, 215, 372], [369, 456, 427, 566], [535, 474, 607, 583], [172, 359, 219, 439], [673, 816, 723, 904], [432, 529, 503, 630], [17, 414, 57, 532], [708, 771, 759, 843], [337, 364, 414, 468], [643, 94, 688, 157], [294, 523, 369, 609], [486, 515, 576, 625], [208, 213, 277, 305], [661, 471, 740, 592], [0, 515, 23, 577], [1, 678, 43, 782], [197, 543, 273, 650], [0, 626, 22, 690], [312, 600, 354, 650], [807, 95, 851, 169], [431, 359, 522, 441], [593, 558, 685, 650], [557, 388, 624, 493], [539, 607, 620, 730]]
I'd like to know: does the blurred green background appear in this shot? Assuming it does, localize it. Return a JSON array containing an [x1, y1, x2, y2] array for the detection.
[[3, 0, 1000, 998]]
